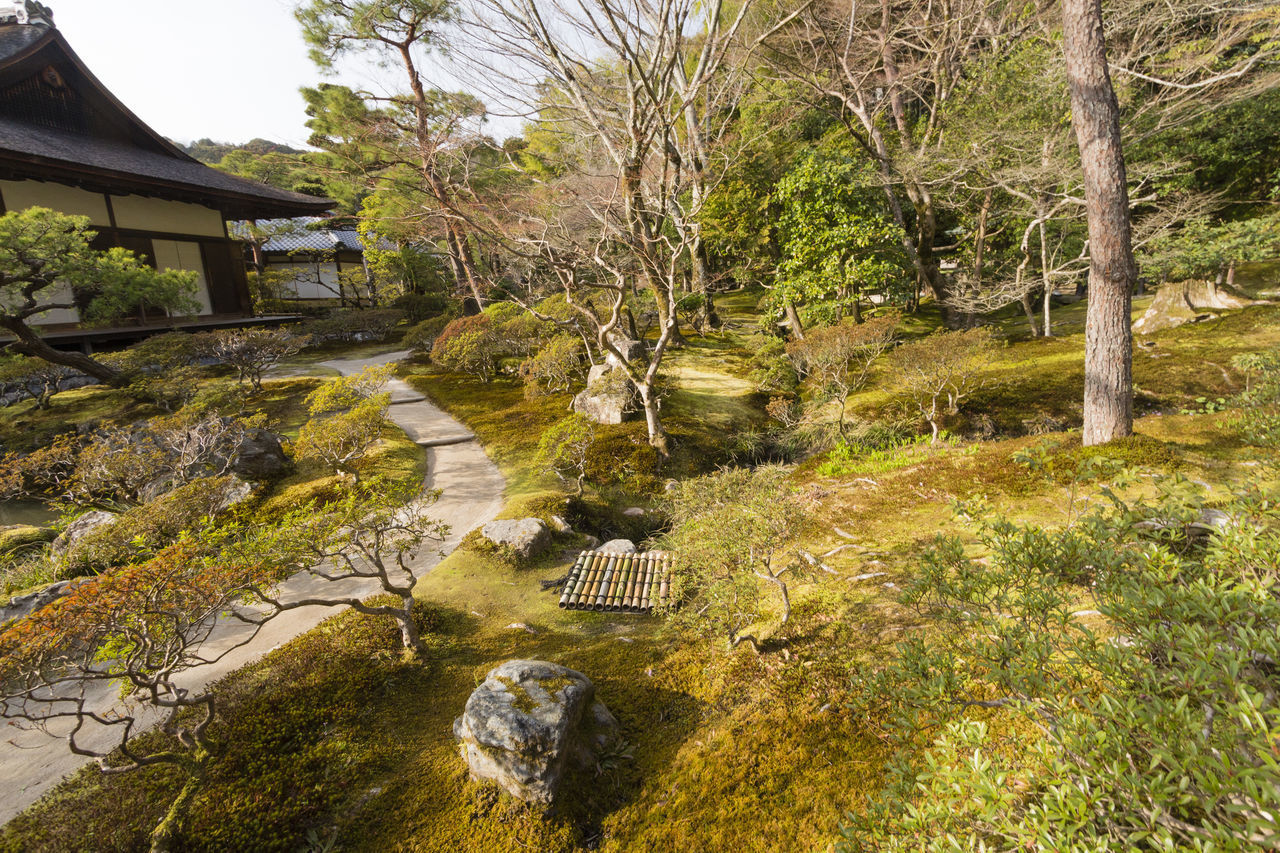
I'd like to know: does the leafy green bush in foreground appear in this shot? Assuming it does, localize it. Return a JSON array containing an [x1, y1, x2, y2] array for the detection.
[[841, 442, 1280, 850]]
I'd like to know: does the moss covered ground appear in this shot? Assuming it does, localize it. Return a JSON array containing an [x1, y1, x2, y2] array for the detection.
[[2, 294, 1278, 851]]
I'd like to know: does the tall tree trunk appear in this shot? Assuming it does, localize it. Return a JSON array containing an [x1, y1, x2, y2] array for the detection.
[[1064, 0, 1136, 446], [1021, 293, 1040, 337], [3, 318, 121, 385], [1038, 215, 1054, 337], [784, 299, 805, 340]]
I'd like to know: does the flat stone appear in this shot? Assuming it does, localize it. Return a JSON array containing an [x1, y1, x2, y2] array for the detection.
[[481, 518, 552, 559], [453, 660, 620, 807], [598, 539, 636, 554], [416, 434, 477, 448]]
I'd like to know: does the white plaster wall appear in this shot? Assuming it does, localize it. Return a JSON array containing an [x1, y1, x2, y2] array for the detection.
[[0, 180, 110, 226], [110, 196, 224, 237], [152, 240, 213, 315], [268, 260, 343, 300], [16, 282, 80, 325]]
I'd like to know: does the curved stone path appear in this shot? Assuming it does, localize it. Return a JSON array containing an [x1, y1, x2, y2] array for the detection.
[[0, 351, 505, 824]]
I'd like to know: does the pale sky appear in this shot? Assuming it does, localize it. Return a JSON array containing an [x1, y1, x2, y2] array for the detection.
[[49, 0, 345, 148]]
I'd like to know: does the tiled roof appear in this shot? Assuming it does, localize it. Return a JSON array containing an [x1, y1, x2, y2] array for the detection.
[[247, 217, 394, 253], [0, 117, 332, 210], [559, 550, 671, 613], [0, 21, 333, 219]]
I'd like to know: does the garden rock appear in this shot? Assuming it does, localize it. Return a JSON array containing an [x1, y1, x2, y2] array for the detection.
[[1133, 280, 1266, 336], [217, 476, 256, 512], [598, 539, 636, 554], [549, 515, 573, 534], [50, 511, 117, 562], [230, 428, 288, 479], [453, 660, 621, 807], [604, 334, 645, 368], [481, 518, 551, 559], [572, 366, 638, 425], [1, 580, 82, 627]]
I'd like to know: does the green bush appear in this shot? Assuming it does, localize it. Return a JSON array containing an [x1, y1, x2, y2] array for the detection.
[[747, 337, 799, 395], [303, 309, 405, 344], [582, 423, 663, 495], [390, 292, 451, 323], [60, 476, 246, 576], [840, 466, 1280, 850], [520, 336, 587, 397], [403, 314, 454, 353]]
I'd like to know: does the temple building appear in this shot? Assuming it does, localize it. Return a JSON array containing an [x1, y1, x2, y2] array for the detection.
[[0, 2, 333, 344]]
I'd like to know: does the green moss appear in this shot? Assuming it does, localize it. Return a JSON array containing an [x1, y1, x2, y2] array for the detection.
[[495, 676, 540, 714], [0, 524, 55, 555]]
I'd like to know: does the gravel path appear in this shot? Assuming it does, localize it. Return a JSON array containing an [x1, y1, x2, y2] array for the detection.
[[0, 352, 505, 824]]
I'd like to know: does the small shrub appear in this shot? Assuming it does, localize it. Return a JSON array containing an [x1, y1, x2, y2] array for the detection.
[[303, 308, 405, 344], [787, 315, 898, 433], [390, 292, 450, 323], [886, 327, 998, 444], [196, 327, 309, 392], [520, 336, 587, 397], [534, 414, 596, 495], [0, 356, 79, 410], [748, 338, 800, 395], [403, 314, 455, 353]]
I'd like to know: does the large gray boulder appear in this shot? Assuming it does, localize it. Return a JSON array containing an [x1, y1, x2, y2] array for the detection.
[[1, 580, 82, 627], [481, 518, 552, 559], [453, 660, 621, 807], [572, 365, 639, 425], [50, 511, 117, 563], [230, 428, 288, 479]]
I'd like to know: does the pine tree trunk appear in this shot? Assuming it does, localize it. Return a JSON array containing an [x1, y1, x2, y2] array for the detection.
[[2, 318, 122, 385], [1064, 0, 1136, 446]]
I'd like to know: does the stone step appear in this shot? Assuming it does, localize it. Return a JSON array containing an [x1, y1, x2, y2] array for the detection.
[[389, 395, 427, 405], [416, 434, 477, 448]]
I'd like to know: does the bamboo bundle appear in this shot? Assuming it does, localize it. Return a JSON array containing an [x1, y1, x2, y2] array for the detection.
[[558, 550, 673, 613]]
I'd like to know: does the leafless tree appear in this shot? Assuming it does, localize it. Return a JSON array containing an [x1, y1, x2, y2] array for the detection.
[[458, 0, 770, 453]]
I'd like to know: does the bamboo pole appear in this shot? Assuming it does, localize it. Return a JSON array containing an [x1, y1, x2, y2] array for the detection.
[[620, 554, 637, 611], [568, 551, 600, 608], [649, 552, 663, 612], [611, 554, 633, 611], [592, 554, 618, 611], [559, 552, 587, 608], [658, 552, 670, 608], [638, 553, 654, 612], [624, 553, 644, 611]]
